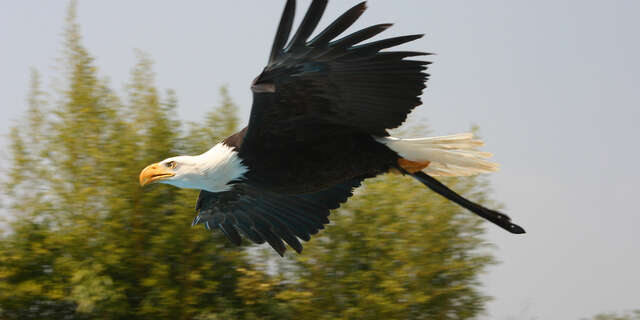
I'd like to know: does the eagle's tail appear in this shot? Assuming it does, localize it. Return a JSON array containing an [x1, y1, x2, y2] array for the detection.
[[407, 170, 525, 234], [377, 133, 498, 176], [378, 133, 525, 234]]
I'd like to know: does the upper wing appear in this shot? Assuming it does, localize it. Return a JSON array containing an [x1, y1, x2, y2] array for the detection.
[[243, 0, 431, 148], [193, 178, 363, 256]]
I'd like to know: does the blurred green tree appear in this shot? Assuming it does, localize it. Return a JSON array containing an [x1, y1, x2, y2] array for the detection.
[[1, 1, 500, 320], [275, 173, 496, 320], [0, 2, 282, 319], [583, 311, 640, 320]]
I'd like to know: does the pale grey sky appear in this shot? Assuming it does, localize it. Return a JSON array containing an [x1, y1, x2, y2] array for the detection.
[[1, 1, 639, 319]]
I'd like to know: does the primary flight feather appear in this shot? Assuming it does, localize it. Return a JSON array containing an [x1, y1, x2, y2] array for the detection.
[[139, 0, 525, 256]]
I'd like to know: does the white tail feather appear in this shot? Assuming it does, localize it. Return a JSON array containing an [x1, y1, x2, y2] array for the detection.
[[377, 133, 499, 177]]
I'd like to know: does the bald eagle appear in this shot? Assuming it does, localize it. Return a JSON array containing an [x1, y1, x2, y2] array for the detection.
[[139, 0, 525, 256]]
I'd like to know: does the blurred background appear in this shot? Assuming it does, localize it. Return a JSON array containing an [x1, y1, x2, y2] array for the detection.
[[1, 1, 639, 319]]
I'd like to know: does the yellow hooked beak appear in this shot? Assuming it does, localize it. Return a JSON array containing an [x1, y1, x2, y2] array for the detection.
[[139, 163, 175, 187]]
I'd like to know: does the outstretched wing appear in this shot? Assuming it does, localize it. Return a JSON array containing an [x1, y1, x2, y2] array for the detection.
[[193, 178, 363, 256], [243, 0, 431, 149]]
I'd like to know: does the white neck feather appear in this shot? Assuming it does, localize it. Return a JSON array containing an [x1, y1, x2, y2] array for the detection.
[[197, 143, 248, 192], [165, 143, 248, 192]]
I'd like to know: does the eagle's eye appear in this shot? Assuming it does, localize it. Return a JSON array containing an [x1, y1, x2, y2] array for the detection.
[[165, 161, 176, 169]]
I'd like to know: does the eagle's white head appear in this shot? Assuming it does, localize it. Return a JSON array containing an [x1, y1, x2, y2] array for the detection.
[[139, 143, 248, 192]]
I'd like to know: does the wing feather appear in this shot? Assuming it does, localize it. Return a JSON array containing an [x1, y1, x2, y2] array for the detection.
[[286, 0, 328, 52], [308, 2, 366, 47], [194, 178, 363, 255], [245, 0, 430, 146], [218, 221, 242, 246], [328, 24, 392, 49], [268, 0, 296, 64]]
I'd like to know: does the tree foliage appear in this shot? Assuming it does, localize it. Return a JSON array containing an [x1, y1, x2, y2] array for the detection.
[[2, 2, 498, 319], [583, 311, 640, 320], [275, 174, 495, 320], [0, 3, 279, 319]]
